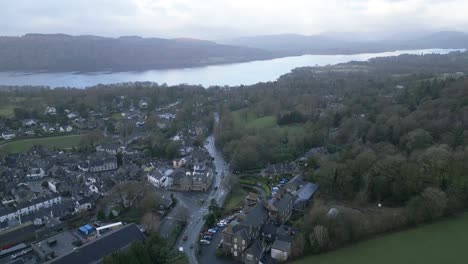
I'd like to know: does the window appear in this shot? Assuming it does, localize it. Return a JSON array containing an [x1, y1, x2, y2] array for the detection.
[[233, 251, 237, 257], [247, 254, 253, 261], [234, 244, 237, 250], [233, 238, 237, 243], [242, 240, 245, 245]]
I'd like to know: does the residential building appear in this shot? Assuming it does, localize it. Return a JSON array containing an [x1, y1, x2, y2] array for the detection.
[[222, 203, 268, 262], [96, 144, 125, 155], [26, 168, 46, 181], [268, 192, 295, 224], [261, 163, 296, 178], [88, 155, 118, 173], [1, 131, 16, 140], [0, 195, 62, 222], [271, 239, 292, 261]]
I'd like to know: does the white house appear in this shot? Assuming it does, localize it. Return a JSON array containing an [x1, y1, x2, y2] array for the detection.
[[271, 239, 291, 261], [1, 131, 16, 140], [26, 168, 46, 181], [96, 144, 124, 155], [139, 100, 149, 109], [173, 158, 187, 169], [0, 195, 62, 222], [23, 119, 37, 126], [85, 177, 96, 186], [89, 185, 99, 194], [45, 107, 57, 115], [48, 181, 58, 193], [147, 171, 173, 188], [75, 198, 92, 212], [67, 112, 79, 119]]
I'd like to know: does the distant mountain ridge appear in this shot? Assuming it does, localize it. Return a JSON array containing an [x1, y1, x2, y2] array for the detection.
[[221, 31, 468, 55], [0, 34, 272, 72], [0, 31, 466, 73]]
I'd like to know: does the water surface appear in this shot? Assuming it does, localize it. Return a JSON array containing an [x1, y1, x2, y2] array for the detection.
[[0, 49, 462, 88]]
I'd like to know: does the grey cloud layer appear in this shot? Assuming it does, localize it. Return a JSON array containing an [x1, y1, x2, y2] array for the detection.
[[0, 0, 466, 38]]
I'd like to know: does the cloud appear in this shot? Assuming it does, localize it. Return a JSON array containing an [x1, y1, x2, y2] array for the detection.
[[0, 0, 467, 39]]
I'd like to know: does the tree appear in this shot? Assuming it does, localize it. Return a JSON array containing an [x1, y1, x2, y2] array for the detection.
[[309, 225, 330, 252], [141, 212, 161, 234], [97, 210, 106, 221], [165, 141, 180, 159], [204, 213, 217, 228], [407, 187, 447, 223]]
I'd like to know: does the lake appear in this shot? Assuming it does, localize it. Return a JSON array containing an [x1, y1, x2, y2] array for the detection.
[[0, 49, 463, 88]]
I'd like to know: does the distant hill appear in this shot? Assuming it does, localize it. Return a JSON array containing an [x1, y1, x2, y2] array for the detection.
[[0, 34, 272, 72], [221, 31, 468, 55]]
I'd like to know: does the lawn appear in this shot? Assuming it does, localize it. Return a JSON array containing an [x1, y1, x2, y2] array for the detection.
[[232, 108, 277, 130], [0, 135, 83, 153], [111, 112, 123, 120], [223, 187, 247, 213], [245, 116, 277, 129], [293, 213, 468, 264], [0, 106, 15, 118]]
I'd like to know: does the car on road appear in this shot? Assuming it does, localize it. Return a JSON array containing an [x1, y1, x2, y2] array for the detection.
[[200, 240, 210, 245], [182, 235, 188, 241], [202, 235, 212, 240]]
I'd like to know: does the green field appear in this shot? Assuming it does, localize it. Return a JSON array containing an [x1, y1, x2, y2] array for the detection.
[[0, 106, 15, 118], [293, 213, 468, 264], [111, 112, 123, 120], [0, 135, 83, 153], [223, 187, 247, 213]]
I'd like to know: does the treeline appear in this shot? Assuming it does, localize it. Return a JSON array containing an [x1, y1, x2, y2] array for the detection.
[[211, 51, 468, 259]]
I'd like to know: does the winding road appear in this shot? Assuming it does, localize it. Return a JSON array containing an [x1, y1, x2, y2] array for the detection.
[[177, 113, 231, 264]]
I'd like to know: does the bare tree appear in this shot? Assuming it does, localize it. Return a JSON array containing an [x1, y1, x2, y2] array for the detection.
[[141, 212, 160, 234]]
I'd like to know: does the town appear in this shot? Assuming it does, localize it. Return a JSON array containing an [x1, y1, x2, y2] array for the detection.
[[0, 86, 321, 264]]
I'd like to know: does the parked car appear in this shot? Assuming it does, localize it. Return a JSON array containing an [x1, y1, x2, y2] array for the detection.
[[182, 235, 188, 241], [208, 228, 217, 233], [205, 231, 215, 236], [202, 235, 212, 241], [200, 240, 210, 245]]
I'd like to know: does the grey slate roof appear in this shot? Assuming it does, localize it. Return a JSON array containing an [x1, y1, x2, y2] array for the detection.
[[50, 223, 144, 264], [273, 193, 295, 213], [294, 183, 319, 204], [241, 203, 267, 229]]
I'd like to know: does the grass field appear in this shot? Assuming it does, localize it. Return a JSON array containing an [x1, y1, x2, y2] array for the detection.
[[223, 187, 247, 213], [293, 213, 468, 264], [0, 135, 83, 153], [232, 108, 302, 132], [245, 116, 277, 129], [0, 106, 15, 118], [111, 113, 123, 120]]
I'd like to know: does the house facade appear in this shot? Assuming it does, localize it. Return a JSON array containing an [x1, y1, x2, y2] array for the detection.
[[0, 195, 63, 222]]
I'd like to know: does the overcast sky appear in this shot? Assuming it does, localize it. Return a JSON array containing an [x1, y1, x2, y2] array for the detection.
[[1, 0, 466, 40]]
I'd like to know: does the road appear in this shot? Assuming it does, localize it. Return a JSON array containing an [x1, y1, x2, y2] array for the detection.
[[179, 114, 231, 264], [179, 135, 230, 264]]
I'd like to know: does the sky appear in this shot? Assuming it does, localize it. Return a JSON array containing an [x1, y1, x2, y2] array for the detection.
[[1, 0, 467, 40]]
